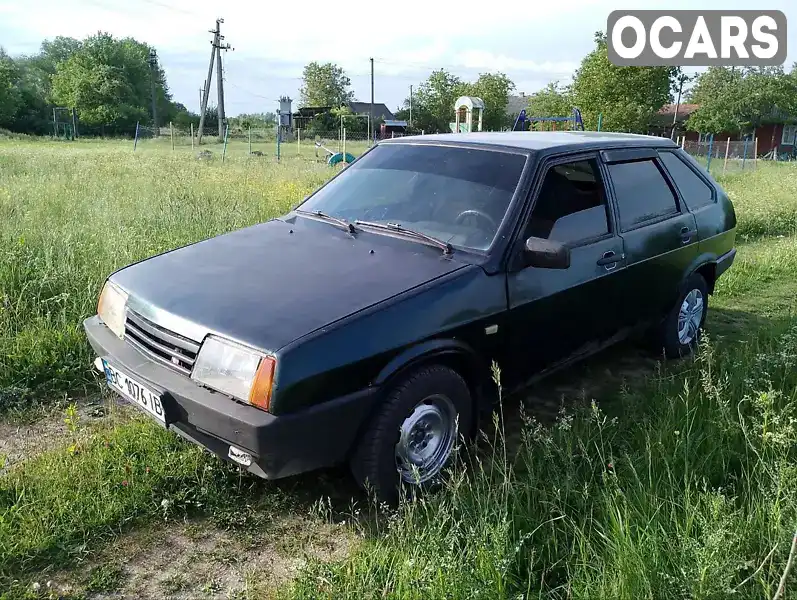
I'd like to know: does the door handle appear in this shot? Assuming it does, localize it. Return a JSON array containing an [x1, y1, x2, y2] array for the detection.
[[680, 226, 695, 244], [597, 251, 624, 270]]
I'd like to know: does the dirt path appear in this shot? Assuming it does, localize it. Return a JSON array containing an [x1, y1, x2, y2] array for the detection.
[[0, 395, 128, 476], [36, 512, 353, 599]]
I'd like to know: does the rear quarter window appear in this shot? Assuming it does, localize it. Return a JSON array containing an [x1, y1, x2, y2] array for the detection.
[[608, 159, 679, 231], [659, 151, 715, 210]]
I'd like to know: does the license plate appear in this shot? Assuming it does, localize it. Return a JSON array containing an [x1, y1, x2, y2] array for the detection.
[[102, 359, 166, 424]]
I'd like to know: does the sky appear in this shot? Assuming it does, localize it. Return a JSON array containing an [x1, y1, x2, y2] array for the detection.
[[1, 0, 795, 117]]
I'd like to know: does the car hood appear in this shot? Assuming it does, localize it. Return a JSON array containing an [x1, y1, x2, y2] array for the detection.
[[110, 215, 468, 351]]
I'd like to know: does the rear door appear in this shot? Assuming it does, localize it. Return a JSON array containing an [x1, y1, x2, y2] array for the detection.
[[602, 148, 699, 327], [505, 153, 628, 382]]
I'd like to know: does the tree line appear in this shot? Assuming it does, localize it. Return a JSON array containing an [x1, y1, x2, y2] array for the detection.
[[525, 34, 797, 135], [2, 30, 796, 138], [307, 33, 797, 137], [0, 33, 190, 136]]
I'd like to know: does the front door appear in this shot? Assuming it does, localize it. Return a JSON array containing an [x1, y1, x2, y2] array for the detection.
[[505, 155, 628, 386]]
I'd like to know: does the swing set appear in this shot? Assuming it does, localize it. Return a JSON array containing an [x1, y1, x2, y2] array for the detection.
[[52, 107, 78, 140]]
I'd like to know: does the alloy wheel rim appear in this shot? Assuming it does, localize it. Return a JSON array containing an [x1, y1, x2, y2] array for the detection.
[[395, 395, 457, 484], [678, 288, 704, 345]]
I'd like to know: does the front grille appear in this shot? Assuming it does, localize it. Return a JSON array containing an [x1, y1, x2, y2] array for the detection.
[[124, 309, 200, 375]]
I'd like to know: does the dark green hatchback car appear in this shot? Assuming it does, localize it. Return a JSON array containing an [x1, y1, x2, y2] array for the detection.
[[84, 131, 736, 503]]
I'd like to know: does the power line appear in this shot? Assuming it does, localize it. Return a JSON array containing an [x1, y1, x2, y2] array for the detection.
[[224, 79, 272, 100]]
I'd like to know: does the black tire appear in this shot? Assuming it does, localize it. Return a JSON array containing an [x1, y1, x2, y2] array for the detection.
[[350, 365, 473, 506], [655, 273, 709, 359]]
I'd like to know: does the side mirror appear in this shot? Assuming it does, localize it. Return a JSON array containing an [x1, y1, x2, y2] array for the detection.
[[523, 236, 570, 269]]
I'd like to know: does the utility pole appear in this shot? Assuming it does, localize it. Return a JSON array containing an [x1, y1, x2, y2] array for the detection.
[[149, 49, 159, 136], [671, 72, 689, 140], [214, 18, 233, 142], [370, 57, 374, 144], [197, 23, 218, 144], [409, 85, 413, 130]]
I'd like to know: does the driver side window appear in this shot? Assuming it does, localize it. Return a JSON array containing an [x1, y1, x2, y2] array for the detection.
[[525, 158, 611, 246]]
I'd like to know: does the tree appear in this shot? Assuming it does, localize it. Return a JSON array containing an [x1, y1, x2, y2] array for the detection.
[[299, 62, 354, 107], [526, 82, 573, 119], [467, 72, 515, 131], [0, 37, 83, 134], [38, 37, 83, 72], [0, 49, 20, 128], [231, 112, 276, 129], [396, 69, 468, 133], [687, 66, 797, 134], [570, 32, 676, 132], [51, 32, 171, 134]]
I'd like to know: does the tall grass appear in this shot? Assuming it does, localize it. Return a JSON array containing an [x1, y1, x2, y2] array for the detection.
[[0, 141, 330, 399], [289, 325, 797, 599]]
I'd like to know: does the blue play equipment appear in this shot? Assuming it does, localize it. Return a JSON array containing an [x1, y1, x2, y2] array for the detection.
[[513, 107, 585, 132]]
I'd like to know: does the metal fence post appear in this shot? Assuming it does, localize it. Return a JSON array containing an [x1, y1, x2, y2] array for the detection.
[[723, 137, 730, 175], [170, 121, 174, 150], [706, 134, 714, 173], [133, 121, 140, 151], [742, 138, 749, 170], [297, 128, 301, 155], [248, 126, 252, 155], [754, 137, 759, 169], [222, 124, 230, 162]]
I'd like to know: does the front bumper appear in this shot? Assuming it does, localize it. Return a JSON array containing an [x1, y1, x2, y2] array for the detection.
[[83, 315, 377, 479]]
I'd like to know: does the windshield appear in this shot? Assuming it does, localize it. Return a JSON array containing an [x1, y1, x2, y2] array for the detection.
[[297, 143, 528, 251]]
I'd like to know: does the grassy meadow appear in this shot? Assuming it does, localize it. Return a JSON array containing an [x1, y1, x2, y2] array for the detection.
[[0, 138, 797, 598]]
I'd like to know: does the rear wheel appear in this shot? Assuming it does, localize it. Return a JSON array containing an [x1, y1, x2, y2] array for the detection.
[[350, 365, 473, 505], [654, 273, 709, 359]]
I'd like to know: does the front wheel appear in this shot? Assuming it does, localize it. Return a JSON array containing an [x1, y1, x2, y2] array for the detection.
[[655, 273, 709, 359], [350, 365, 473, 505]]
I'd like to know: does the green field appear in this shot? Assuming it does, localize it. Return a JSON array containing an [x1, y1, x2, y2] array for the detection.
[[1, 139, 797, 598]]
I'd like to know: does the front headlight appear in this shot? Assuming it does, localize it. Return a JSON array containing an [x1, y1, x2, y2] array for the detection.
[[97, 280, 128, 340], [191, 336, 276, 411]]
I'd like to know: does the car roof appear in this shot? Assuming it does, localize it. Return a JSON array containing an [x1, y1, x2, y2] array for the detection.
[[379, 131, 679, 153]]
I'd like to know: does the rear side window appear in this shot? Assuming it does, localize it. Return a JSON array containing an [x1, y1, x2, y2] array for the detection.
[[659, 151, 715, 210], [608, 159, 679, 231]]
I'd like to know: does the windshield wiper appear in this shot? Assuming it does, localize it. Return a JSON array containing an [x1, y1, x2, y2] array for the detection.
[[354, 220, 453, 255], [295, 209, 357, 234]]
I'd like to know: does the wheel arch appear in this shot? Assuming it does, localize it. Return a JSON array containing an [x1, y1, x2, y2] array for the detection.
[[375, 338, 490, 401], [344, 339, 491, 455], [684, 253, 719, 294]]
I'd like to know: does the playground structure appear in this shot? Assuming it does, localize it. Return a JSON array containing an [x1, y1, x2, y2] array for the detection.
[[52, 107, 78, 139], [512, 107, 585, 132], [314, 139, 355, 167], [450, 96, 484, 133]]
